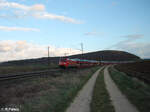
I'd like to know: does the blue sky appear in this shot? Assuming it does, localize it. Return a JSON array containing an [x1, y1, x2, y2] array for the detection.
[[0, 0, 150, 61]]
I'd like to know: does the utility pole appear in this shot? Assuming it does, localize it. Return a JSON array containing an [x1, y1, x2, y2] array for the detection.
[[64, 53, 69, 59], [81, 43, 83, 59], [64, 53, 67, 57], [100, 56, 101, 66], [48, 46, 50, 66]]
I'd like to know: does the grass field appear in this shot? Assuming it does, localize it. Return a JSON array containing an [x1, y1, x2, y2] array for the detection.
[[0, 64, 57, 75], [0, 67, 99, 112], [109, 67, 150, 112], [91, 67, 115, 112], [115, 60, 150, 84]]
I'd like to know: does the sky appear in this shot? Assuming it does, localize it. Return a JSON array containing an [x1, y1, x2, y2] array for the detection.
[[0, 0, 150, 62]]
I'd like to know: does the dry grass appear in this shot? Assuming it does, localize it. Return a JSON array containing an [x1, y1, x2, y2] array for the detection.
[[0, 67, 99, 112], [0, 64, 57, 75], [109, 67, 150, 112]]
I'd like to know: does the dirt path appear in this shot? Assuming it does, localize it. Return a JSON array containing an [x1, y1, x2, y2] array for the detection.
[[104, 66, 139, 112], [66, 67, 103, 112]]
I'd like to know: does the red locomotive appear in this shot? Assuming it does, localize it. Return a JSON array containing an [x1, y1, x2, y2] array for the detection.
[[59, 58, 99, 68]]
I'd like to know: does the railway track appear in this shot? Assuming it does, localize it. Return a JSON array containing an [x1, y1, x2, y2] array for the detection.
[[0, 67, 92, 82], [0, 68, 64, 81]]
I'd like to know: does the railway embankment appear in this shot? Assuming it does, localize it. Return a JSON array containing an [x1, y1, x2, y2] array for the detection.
[[0, 67, 99, 112]]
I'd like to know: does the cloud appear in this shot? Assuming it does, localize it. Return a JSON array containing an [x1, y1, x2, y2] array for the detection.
[[29, 4, 45, 11], [84, 31, 105, 37], [0, 26, 39, 32], [85, 31, 97, 36], [122, 34, 144, 39], [0, 40, 13, 52], [32, 12, 82, 24], [112, 42, 150, 59], [0, 0, 82, 24], [108, 34, 150, 58], [109, 34, 144, 48], [0, 40, 81, 62], [0, 1, 45, 11]]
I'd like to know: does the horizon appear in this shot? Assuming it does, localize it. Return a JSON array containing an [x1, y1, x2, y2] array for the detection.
[[0, 0, 150, 62], [0, 49, 142, 63]]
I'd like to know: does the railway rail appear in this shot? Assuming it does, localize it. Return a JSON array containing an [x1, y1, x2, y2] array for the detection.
[[0, 68, 63, 81], [0, 66, 97, 82]]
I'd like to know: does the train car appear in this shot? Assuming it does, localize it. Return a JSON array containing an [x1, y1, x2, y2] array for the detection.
[[59, 58, 99, 68], [100, 61, 135, 65], [59, 58, 135, 68]]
